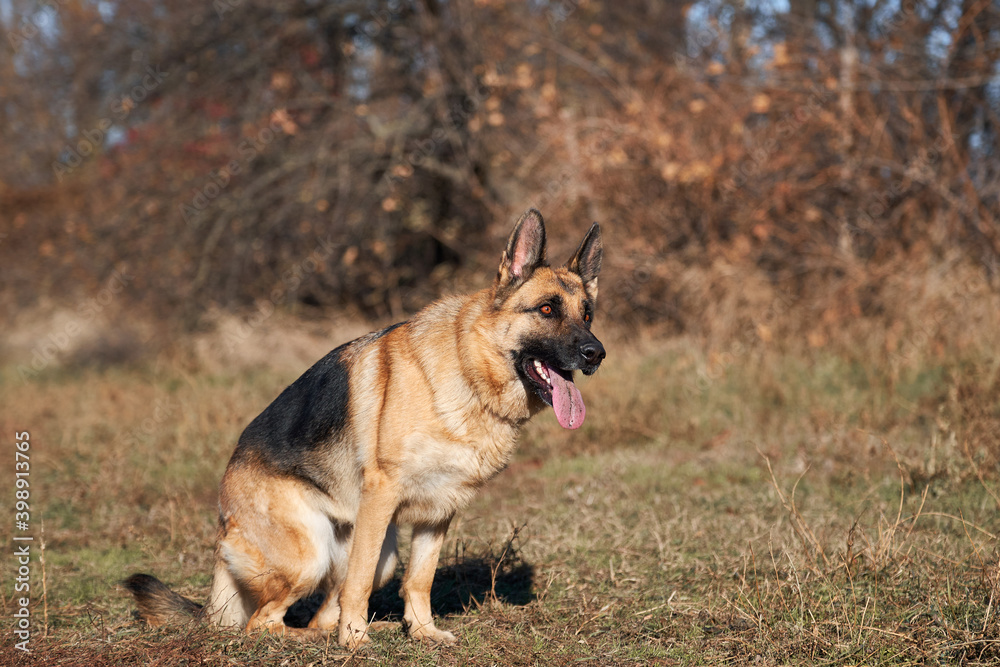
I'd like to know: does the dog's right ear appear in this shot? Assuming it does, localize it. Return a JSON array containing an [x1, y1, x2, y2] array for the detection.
[[496, 209, 547, 292]]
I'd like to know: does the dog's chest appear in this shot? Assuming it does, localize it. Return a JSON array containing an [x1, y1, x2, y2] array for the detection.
[[394, 428, 518, 522]]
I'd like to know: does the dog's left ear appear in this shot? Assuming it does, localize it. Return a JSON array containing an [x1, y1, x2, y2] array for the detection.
[[566, 222, 602, 298]]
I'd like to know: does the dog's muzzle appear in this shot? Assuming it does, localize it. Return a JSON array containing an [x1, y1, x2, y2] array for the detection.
[[578, 335, 605, 376]]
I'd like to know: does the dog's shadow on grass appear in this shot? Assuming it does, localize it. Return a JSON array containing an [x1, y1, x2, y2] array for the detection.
[[284, 556, 535, 628]]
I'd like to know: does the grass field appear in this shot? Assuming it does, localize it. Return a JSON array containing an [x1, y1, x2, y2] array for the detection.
[[2, 329, 999, 665]]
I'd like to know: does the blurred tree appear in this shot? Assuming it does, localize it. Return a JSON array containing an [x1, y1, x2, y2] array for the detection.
[[0, 0, 997, 333]]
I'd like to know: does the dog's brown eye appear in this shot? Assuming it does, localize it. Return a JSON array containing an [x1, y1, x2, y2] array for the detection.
[[584, 312, 591, 323], [539, 304, 553, 316]]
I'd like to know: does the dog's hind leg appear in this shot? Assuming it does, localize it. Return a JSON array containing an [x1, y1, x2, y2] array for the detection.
[[218, 472, 339, 639], [204, 556, 254, 628], [308, 523, 351, 630], [245, 582, 301, 633], [237, 552, 332, 642]]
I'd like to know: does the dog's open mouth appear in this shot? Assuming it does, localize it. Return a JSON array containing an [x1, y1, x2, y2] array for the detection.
[[523, 358, 586, 430]]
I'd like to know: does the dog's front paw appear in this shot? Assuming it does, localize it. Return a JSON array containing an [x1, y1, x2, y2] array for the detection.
[[338, 618, 371, 649], [408, 623, 457, 644]]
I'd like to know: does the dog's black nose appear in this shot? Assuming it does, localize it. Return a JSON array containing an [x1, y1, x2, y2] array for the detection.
[[580, 341, 605, 365]]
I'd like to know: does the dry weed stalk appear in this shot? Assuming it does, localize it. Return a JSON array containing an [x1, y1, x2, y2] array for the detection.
[[488, 523, 525, 605], [982, 551, 1000, 636], [758, 447, 829, 570]]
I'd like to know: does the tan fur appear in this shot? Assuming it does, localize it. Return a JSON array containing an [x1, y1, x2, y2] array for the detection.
[[124, 210, 604, 649]]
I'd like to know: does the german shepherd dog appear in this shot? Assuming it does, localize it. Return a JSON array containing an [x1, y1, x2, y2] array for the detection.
[[124, 209, 605, 647]]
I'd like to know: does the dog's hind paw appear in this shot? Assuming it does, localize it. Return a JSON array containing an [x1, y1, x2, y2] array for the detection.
[[285, 627, 331, 643], [409, 625, 457, 644]]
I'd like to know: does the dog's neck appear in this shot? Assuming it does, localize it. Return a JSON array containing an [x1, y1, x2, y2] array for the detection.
[[456, 289, 542, 426]]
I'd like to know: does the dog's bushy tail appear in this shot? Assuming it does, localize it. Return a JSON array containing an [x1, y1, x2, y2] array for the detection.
[[122, 573, 203, 626]]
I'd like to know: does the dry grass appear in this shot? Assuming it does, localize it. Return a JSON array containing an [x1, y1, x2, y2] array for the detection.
[[2, 315, 1000, 665]]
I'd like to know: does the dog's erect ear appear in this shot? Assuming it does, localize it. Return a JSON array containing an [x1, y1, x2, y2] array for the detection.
[[497, 209, 547, 290], [566, 222, 602, 298]]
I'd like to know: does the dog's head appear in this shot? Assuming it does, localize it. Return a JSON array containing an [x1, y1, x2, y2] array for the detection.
[[492, 209, 604, 430]]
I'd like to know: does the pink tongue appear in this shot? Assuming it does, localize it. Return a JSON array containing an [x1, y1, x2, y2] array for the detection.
[[545, 362, 585, 429]]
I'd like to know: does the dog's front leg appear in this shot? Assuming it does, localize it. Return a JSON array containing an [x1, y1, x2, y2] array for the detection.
[[338, 472, 397, 648], [402, 518, 456, 644]]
